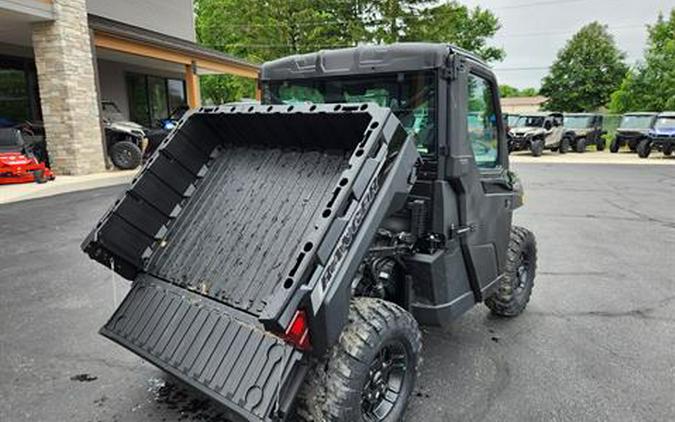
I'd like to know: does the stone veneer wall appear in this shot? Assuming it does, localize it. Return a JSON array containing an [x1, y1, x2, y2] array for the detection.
[[32, 0, 105, 175]]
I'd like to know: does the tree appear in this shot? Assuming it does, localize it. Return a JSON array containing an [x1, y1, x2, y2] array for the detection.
[[195, 0, 369, 102], [519, 87, 539, 97], [539, 22, 627, 112], [609, 10, 675, 112], [194, 0, 505, 103], [404, 1, 504, 62], [499, 85, 539, 98]]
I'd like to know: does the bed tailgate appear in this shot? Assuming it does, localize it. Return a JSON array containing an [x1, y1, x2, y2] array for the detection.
[[101, 274, 305, 422]]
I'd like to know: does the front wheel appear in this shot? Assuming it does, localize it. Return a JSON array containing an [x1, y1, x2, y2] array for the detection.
[[297, 298, 421, 422], [628, 139, 638, 152], [485, 226, 537, 317], [530, 139, 544, 157], [637, 139, 652, 158], [109, 141, 142, 169]]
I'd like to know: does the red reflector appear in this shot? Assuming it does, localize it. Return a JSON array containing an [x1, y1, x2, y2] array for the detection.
[[284, 310, 311, 351]]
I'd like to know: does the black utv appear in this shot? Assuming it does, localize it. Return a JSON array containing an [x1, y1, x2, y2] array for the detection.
[[563, 113, 607, 153], [609, 112, 658, 153], [82, 43, 538, 422]]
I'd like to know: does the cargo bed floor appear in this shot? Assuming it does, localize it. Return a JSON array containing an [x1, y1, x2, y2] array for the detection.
[[148, 145, 350, 315]]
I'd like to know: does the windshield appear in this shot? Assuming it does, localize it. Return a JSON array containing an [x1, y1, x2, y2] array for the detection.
[[620, 115, 654, 129], [507, 115, 520, 127], [101, 102, 125, 123], [264, 72, 437, 154], [514, 115, 544, 128], [654, 117, 675, 129], [564, 116, 592, 129]]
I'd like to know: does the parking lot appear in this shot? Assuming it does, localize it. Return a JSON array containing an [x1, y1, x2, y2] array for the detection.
[[1, 162, 674, 422]]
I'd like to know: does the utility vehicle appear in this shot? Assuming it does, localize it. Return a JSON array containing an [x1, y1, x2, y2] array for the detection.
[[563, 113, 606, 153], [83, 43, 538, 422], [637, 111, 675, 158], [508, 112, 565, 156], [610, 112, 658, 153], [101, 100, 147, 170]]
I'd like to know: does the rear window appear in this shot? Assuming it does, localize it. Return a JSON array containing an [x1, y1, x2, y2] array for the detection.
[[265, 72, 437, 155]]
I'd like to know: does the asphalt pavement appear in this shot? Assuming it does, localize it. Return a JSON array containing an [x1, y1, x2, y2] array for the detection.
[[0, 163, 673, 422]]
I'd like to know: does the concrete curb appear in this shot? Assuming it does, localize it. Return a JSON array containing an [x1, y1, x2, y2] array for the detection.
[[0, 170, 136, 205], [510, 151, 675, 165]]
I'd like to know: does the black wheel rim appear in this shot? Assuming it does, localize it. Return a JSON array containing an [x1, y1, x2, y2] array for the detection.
[[113, 147, 133, 168], [361, 341, 409, 421], [513, 251, 532, 298]]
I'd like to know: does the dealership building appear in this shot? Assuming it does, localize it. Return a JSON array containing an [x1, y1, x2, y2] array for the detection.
[[0, 0, 258, 175]]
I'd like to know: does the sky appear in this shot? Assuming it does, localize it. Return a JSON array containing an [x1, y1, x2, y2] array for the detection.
[[458, 0, 675, 89]]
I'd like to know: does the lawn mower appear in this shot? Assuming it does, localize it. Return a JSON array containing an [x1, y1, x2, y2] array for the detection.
[[0, 127, 54, 185]]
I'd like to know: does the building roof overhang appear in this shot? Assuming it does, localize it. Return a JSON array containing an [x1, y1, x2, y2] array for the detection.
[[89, 15, 259, 79]]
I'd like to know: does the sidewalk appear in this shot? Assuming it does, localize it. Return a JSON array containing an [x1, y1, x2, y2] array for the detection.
[[1, 150, 672, 206], [510, 149, 675, 165], [0, 170, 136, 205]]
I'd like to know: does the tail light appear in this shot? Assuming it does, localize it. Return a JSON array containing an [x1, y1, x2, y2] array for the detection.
[[283, 310, 311, 351]]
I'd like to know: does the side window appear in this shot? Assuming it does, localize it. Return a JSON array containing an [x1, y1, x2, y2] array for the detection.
[[467, 73, 499, 169]]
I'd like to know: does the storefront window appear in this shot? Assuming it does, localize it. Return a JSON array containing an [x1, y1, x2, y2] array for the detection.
[[168, 79, 186, 114], [0, 55, 40, 126], [0, 69, 29, 125], [127, 73, 186, 127], [127, 73, 151, 126]]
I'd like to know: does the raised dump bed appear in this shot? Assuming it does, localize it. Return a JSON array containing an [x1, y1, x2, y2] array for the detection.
[[82, 103, 419, 421]]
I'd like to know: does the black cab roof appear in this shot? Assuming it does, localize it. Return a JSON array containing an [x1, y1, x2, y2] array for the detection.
[[260, 43, 489, 81]]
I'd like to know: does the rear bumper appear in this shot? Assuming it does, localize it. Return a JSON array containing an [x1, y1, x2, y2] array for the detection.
[[102, 274, 306, 422]]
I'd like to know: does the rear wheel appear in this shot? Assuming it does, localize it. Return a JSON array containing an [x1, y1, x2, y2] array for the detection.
[[637, 139, 652, 158], [596, 137, 606, 151], [297, 298, 421, 422], [628, 139, 638, 152], [663, 144, 673, 156], [485, 226, 537, 317], [33, 169, 47, 184], [609, 137, 620, 153], [530, 139, 544, 157], [575, 137, 586, 153], [109, 141, 142, 170]]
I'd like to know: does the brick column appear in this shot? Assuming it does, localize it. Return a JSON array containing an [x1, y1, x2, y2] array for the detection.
[[31, 0, 106, 175]]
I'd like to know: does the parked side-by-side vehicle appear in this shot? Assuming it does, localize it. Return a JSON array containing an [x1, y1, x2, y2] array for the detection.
[[637, 112, 675, 158], [101, 101, 187, 170], [563, 113, 606, 153], [83, 43, 538, 422], [508, 112, 565, 156], [610, 112, 658, 153]]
